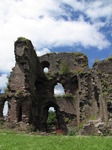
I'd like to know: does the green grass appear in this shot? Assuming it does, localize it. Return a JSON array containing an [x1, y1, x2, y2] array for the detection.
[[0, 130, 112, 150]]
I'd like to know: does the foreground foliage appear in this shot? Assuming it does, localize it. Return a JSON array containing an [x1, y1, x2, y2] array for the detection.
[[0, 130, 112, 150]]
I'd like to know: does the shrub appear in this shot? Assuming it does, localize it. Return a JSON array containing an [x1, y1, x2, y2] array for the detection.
[[94, 58, 100, 64], [0, 120, 4, 128], [27, 124, 37, 132], [47, 110, 56, 125], [67, 128, 76, 136]]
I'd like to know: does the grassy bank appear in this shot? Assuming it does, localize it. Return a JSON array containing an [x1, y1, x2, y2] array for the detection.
[[0, 130, 112, 150]]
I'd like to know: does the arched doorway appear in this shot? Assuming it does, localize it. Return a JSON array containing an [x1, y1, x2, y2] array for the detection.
[[47, 107, 57, 132], [41, 102, 59, 132]]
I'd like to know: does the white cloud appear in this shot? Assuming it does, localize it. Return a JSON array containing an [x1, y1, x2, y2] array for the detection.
[[0, 74, 8, 90], [36, 48, 51, 56], [62, 0, 112, 23], [0, 0, 111, 73], [85, 1, 112, 22]]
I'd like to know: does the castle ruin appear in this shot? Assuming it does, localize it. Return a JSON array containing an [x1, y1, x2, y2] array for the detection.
[[0, 37, 112, 135]]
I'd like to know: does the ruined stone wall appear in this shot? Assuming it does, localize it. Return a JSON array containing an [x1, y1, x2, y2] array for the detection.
[[2, 37, 112, 134], [13, 38, 42, 94], [7, 38, 43, 126], [39, 52, 88, 74], [92, 58, 112, 121], [0, 95, 5, 120], [38, 53, 92, 129]]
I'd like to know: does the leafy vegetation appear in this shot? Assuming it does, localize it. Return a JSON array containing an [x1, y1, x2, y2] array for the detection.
[[47, 110, 57, 125], [67, 127, 76, 136], [0, 130, 112, 150]]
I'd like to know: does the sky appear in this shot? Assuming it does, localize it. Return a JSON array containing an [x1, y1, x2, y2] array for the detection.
[[0, 0, 112, 93]]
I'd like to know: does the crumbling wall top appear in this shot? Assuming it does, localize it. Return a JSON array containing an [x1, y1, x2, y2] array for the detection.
[[39, 52, 89, 74]]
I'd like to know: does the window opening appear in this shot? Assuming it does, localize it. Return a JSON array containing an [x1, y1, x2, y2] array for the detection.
[[18, 105, 22, 122], [54, 83, 65, 96], [43, 67, 49, 73], [3, 101, 8, 116]]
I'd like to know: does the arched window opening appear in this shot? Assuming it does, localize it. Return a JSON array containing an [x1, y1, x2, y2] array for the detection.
[[67, 76, 79, 94], [3, 101, 8, 117], [54, 83, 65, 96], [41, 61, 50, 73], [43, 67, 49, 73], [18, 105, 22, 122]]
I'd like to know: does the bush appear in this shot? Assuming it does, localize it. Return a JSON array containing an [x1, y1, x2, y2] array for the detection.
[[67, 128, 76, 136], [47, 111, 56, 125], [0, 120, 4, 128]]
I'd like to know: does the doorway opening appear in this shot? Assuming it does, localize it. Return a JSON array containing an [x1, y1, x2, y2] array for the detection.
[[46, 106, 57, 132], [47, 107, 57, 128], [42, 103, 59, 132]]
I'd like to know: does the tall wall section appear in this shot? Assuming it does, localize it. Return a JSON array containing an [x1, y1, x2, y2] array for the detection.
[[5, 37, 43, 128], [92, 57, 112, 121], [38, 52, 95, 130]]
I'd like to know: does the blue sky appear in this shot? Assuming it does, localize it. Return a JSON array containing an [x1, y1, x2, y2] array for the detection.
[[0, 0, 112, 91]]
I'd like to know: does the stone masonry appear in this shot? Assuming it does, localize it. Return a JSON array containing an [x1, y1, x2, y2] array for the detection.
[[0, 37, 112, 134]]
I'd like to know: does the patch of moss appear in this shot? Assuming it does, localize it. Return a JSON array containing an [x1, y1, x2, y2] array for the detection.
[[74, 52, 82, 57], [104, 56, 112, 62], [89, 115, 96, 120], [103, 91, 107, 96], [60, 61, 70, 74], [24, 45, 29, 50], [93, 58, 100, 65], [63, 93, 73, 98], [17, 37, 28, 42], [15, 89, 24, 96]]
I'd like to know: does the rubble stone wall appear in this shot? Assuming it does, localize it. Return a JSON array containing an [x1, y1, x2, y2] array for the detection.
[[1, 37, 112, 134]]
